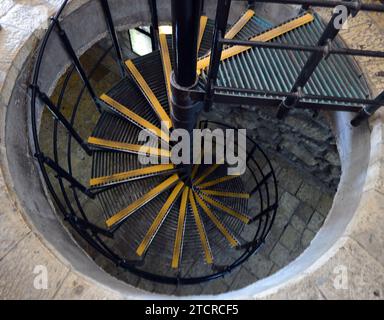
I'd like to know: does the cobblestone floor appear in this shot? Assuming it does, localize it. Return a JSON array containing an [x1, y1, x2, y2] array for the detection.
[[40, 32, 338, 295]]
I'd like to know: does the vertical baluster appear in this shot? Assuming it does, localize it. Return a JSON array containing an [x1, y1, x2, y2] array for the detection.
[[52, 18, 101, 112], [204, 0, 232, 111], [100, 0, 127, 77]]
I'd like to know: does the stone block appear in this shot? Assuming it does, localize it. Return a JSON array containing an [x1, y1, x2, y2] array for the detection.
[[296, 183, 322, 208], [314, 238, 384, 300], [301, 229, 315, 248], [277, 167, 303, 195], [307, 211, 325, 233], [295, 202, 315, 224], [280, 225, 301, 251], [245, 253, 274, 279], [270, 243, 290, 267], [346, 189, 384, 266], [54, 272, 121, 300], [316, 193, 334, 217], [279, 191, 300, 218], [0, 233, 69, 299]]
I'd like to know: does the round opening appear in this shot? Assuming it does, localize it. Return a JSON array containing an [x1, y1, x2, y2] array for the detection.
[[2, 0, 373, 298]]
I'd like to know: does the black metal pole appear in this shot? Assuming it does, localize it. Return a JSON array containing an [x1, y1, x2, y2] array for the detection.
[[220, 38, 384, 58], [247, 0, 384, 12], [33, 86, 92, 155], [53, 19, 101, 112], [148, 0, 159, 51], [276, 2, 353, 118], [100, 0, 127, 77], [170, 0, 203, 184], [171, 0, 203, 88], [205, 0, 232, 111], [36, 153, 95, 198], [351, 92, 384, 126]]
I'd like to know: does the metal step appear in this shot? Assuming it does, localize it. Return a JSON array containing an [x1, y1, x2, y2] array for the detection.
[[126, 58, 172, 129], [199, 12, 370, 108]]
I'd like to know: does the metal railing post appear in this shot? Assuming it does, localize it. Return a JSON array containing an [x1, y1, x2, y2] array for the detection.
[[276, 1, 355, 118], [100, 0, 127, 77], [52, 18, 101, 112], [204, 0, 232, 112], [351, 91, 384, 126]]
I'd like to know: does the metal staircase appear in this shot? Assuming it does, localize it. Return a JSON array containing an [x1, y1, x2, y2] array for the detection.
[[30, 0, 384, 286]]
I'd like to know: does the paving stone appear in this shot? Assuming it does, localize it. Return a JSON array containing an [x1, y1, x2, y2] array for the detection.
[[230, 266, 258, 290], [277, 167, 303, 195], [245, 254, 274, 279], [295, 202, 315, 224], [201, 278, 229, 295], [175, 284, 204, 296], [296, 183, 322, 207], [54, 272, 121, 300], [270, 243, 291, 267], [290, 215, 306, 233], [280, 224, 301, 251], [317, 193, 334, 216], [307, 211, 325, 233], [301, 229, 316, 248], [279, 191, 300, 218], [0, 181, 30, 258], [0, 233, 69, 299]]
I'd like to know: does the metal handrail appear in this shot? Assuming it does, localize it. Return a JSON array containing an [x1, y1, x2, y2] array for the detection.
[[203, 0, 384, 125], [30, 0, 279, 285]]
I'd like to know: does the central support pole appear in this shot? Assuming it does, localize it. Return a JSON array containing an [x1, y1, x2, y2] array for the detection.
[[171, 0, 203, 184], [171, 0, 203, 132]]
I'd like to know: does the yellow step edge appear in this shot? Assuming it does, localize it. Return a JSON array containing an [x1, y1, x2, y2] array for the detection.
[[125, 60, 173, 130], [100, 94, 169, 143], [88, 137, 171, 158], [106, 174, 180, 228], [189, 189, 213, 264], [201, 190, 250, 199], [198, 16, 208, 52], [90, 164, 175, 187], [225, 9, 255, 40], [172, 186, 190, 269], [200, 193, 250, 224], [199, 175, 240, 189], [194, 192, 239, 247], [159, 34, 173, 112], [197, 13, 314, 71], [136, 181, 185, 257], [193, 163, 222, 186]]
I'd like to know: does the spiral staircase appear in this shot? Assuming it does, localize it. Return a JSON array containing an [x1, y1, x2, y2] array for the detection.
[[30, 0, 384, 288]]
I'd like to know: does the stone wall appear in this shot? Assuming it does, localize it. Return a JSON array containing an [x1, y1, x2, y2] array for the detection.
[[202, 104, 341, 192]]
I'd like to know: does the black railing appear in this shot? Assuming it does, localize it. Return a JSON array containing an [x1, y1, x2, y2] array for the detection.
[[201, 0, 384, 125], [30, 0, 279, 285]]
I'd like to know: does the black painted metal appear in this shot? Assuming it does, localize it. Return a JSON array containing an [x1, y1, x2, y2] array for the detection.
[[204, 0, 232, 112], [33, 85, 92, 155], [35, 153, 94, 198], [220, 38, 384, 58], [276, 2, 353, 118], [351, 91, 384, 126], [100, 0, 127, 77], [148, 0, 159, 51], [52, 18, 101, 112], [171, 0, 203, 87], [250, 0, 384, 12]]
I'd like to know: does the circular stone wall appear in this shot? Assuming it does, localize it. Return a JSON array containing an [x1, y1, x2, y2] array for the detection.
[[0, 0, 383, 299]]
